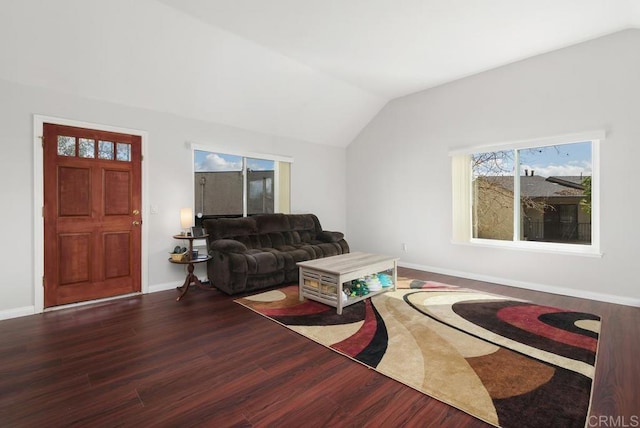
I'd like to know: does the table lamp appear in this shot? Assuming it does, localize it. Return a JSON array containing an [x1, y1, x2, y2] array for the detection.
[[180, 207, 193, 235]]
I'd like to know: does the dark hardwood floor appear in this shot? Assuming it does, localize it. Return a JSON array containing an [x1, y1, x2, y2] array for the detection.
[[0, 268, 638, 427]]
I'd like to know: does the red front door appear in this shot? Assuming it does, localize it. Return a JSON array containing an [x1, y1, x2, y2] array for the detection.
[[43, 123, 142, 307]]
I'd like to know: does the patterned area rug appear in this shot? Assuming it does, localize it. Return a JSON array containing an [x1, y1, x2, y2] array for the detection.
[[235, 279, 600, 428]]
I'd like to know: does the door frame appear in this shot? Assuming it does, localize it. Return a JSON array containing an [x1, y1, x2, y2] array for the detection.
[[33, 115, 149, 313]]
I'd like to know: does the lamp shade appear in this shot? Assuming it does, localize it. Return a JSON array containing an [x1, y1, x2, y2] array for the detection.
[[180, 207, 193, 229]]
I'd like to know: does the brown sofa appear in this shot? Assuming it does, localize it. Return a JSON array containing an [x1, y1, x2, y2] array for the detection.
[[203, 213, 349, 295]]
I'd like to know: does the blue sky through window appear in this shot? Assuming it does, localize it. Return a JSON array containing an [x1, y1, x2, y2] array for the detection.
[[194, 150, 275, 172], [519, 141, 591, 177], [473, 141, 591, 178]]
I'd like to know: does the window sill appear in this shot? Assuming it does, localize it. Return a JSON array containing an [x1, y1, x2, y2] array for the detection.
[[452, 238, 603, 258]]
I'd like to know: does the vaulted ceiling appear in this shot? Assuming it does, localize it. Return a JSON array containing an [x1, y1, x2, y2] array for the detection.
[[156, 0, 640, 99], [1, 0, 638, 147]]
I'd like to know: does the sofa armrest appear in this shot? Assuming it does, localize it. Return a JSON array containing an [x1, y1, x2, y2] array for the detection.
[[318, 230, 345, 243], [210, 239, 248, 254]]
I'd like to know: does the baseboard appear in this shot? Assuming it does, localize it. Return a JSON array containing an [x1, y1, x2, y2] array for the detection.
[[0, 281, 210, 322], [0, 306, 35, 321], [399, 261, 640, 308], [148, 281, 182, 293], [148, 277, 209, 294]]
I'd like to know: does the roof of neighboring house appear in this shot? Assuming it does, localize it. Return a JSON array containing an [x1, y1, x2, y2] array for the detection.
[[479, 175, 588, 198], [546, 176, 587, 188]]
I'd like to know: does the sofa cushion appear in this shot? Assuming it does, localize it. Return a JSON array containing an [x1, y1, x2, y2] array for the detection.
[[254, 213, 290, 233], [274, 246, 311, 271], [267, 232, 286, 247], [206, 217, 258, 240], [288, 214, 320, 243], [245, 250, 284, 274], [297, 244, 322, 259], [210, 239, 247, 253], [290, 231, 302, 245], [318, 231, 344, 243], [257, 234, 273, 248], [313, 242, 342, 257], [232, 234, 262, 250]]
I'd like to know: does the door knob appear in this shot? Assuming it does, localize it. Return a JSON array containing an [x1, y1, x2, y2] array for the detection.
[[133, 209, 140, 215], [132, 221, 141, 226]]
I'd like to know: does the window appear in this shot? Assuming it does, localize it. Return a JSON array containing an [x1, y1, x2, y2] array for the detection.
[[452, 132, 601, 255], [56, 135, 131, 162], [193, 149, 291, 219]]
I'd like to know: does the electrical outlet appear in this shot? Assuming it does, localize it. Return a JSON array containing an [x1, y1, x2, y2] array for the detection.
[[401, 243, 408, 252]]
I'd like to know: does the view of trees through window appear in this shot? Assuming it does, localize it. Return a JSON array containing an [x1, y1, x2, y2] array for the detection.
[[472, 141, 592, 245]]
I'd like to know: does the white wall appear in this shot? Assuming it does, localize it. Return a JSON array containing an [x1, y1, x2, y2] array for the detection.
[[347, 29, 640, 305], [0, 78, 346, 316], [0, 0, 384, 148]]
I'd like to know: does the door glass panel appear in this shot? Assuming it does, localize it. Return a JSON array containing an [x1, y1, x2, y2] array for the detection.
[[98, 140, 114, 160], [79, 138, 95, 158], [116, 143, 131, 162], [57, 136, 76, 157]]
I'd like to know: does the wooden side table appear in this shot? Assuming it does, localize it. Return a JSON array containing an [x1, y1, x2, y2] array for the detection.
[[169, 234, 213, 301]]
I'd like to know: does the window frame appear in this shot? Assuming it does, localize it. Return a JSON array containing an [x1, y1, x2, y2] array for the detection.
[[190, 142, 293, 218], [450, 131, 603, 257]]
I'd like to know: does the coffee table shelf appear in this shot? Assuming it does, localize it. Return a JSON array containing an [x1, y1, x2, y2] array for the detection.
[[297, 252, 398, 314]]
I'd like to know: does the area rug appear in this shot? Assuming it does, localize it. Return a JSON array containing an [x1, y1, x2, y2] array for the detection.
[[235, 279, 600, 428]]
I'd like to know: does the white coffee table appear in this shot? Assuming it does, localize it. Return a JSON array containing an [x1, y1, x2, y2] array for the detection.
[[297, 252, 398, 314]]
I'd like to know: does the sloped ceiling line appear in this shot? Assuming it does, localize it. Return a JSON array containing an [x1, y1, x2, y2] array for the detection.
[[0, 0, 638, 147]]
